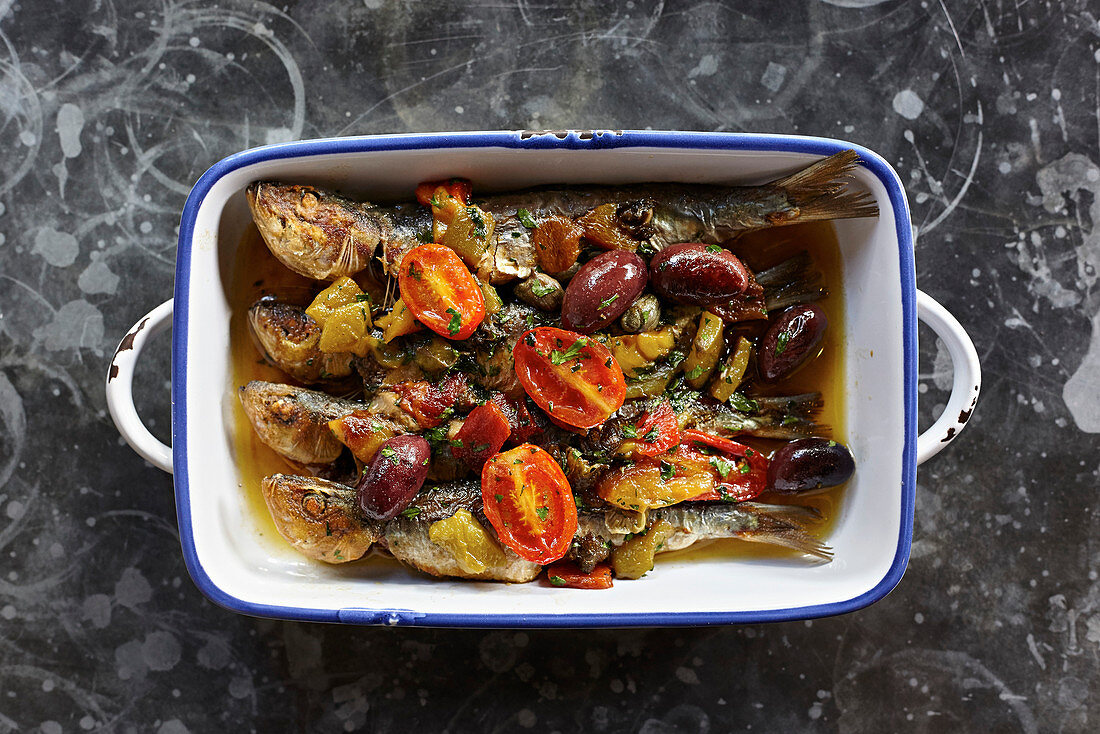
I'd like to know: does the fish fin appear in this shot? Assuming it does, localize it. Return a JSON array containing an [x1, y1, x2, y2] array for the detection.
[[734, 503, 833, 561], [772, 150, 879, 222], [748, 393, 826, 440], [757, 251, 828, 312]]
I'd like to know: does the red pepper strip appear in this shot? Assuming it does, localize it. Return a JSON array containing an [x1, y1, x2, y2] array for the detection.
[[392, 374, 470, 429], [451, 402, 511, 470], [679, 429, 768, 502], [544, 561, 613, 589], [415, 179, 473, 207]]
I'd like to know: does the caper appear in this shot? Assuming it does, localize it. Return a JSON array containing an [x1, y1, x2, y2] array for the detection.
[[619, 294, 661, 333], [514, 272, 565, 311]]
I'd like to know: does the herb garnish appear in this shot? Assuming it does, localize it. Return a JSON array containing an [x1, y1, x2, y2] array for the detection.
[[622, 424, 638, 439], [775, 330, 791, 355], [535, 506, 549, 521], [599, 294, 620, 310], [516, 208, 536, 228], [550, 338, 588, 366], [549, 575, 566, 587], [728, 392, 758, 413], [446, 307, 462, 335]]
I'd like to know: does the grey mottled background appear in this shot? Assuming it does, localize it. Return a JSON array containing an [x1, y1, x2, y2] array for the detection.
[[2, 0, 1099, 732]]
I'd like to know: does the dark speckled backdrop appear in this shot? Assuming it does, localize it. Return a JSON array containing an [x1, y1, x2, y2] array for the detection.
[[1, 0, 1098, 731]]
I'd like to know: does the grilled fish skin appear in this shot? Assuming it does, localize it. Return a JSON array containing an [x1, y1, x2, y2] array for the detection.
[[247, 297, 355, 383], [249, 150, 877, 284], [382, 480, 540, 582], [238, 381, 361, 465], [261, 474, 383, 563], [565, 501, 831, 571], [246, 182, 426, 281]]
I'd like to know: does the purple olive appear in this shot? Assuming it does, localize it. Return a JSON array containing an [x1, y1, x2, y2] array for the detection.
[[768, 438, 855, 494], [758, 304, 827, 382], [648, 243, 751, 306], [560, 251, 647, 333], [356, 435, 430, 520]]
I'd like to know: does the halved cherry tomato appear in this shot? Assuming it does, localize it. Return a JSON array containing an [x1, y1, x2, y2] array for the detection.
[[415, 178, 472, 208], [679, 429, 768, 502], [452, 402, 511, 469], [544, 561, 613, 590], [392, 374, 470, 429], [481, 444, 578, 564], [512, 327, 626, 430], [397, 244, 485, 340], [619, 399, 679, 457]]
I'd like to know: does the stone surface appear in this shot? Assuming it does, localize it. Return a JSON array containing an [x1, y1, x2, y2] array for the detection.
[[1, 0, 1098, 731]]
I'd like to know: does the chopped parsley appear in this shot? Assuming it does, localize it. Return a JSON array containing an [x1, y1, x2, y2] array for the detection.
[[739, 462, 751, 474], [775, 330, 791, 355], [706, 244, 723, 253], [643, 426, 660, 442], [494, 494, 504, 502], [728, 392, 758, 413], [355, 293, 371, 302], [407, 261, 422, 280], [781, 415, 801, 426], [380, 447, 396, 458], [449, 438, 464, 448], [535, 506, 549, 521], [416, 228, 433, 243], [598, 294, 620, 310], [622, 424, 638, 439], [660, 460, 675, 481], [685, 364, 706, 380], [467, 206, 487, 238], [550, 338, 588, 365], [711, 457, 734, 478], [446, 307, 462, 335], [529, 280, 556, 298], [400, 507, 421, 518], [516, 208, 537, 228], [549, 575, 566, 587]]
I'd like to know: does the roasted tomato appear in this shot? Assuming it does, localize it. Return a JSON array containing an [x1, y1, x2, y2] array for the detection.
[[679, 429, 769, 502], [451, 402, 512, 470], [489, 393, 545, 445], [619, 399, 679, 457], [397, 244, 485, 340], [415, 178, 473, 208], [544, 561, 613, 589], [392, 374, 470, 429], [481, 444, 578, 564], [512, 327, 626, 429]]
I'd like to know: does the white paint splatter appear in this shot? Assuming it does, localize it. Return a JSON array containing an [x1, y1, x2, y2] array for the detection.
[[56, 102, 85, 158], [33, 227, 79, 267], [892, 89, 925, 120], [142, 631, 182, 672], [33, 299, 104, 352], [115, 567, 152, 608], [687, 54, 718, 78], [1063, 312, 1100, 432], [760, 62, 787, 92], [363, 0, 384, 8], [78, 259, 120, 295]]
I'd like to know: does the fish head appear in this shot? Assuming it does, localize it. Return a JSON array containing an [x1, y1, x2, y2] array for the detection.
[[261, 474, 380, 563]]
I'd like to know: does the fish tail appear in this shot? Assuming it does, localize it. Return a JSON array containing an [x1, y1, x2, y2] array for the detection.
[[734, 502, 833, 561], [757, 251, 828, 312], [746, 393, 825, 440], [771, 150, 879, 222]]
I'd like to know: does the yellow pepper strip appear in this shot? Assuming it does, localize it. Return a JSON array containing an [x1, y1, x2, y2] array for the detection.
[[305, 276, 366, 326], [710, 336, 753, 402], [428, 509, 508, 575], [683, 311, 725, 389], [374, 298, 422, 343], [317, 302, 374, 356]]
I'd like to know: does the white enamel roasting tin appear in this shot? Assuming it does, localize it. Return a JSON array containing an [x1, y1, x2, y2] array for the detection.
[[105, 131, 981, 627]]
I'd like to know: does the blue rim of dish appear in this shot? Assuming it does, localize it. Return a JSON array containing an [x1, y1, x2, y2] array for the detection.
[[172, 130, 916, 627]]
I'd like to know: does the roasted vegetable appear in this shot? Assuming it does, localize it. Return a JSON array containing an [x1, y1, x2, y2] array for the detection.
[[611, 519, 675, 579], [531, 215, 583, 273], [375, 298, 421, 343], [329, 410, 398, 464], [608, 326, 679, 377], [428, 508, 509, 575], [579, 203, 640, 251], [683, 311, 725, 389], [709, 336, 753, 402]]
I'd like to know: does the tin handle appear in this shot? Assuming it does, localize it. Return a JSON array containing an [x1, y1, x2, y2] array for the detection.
[[914, 290, 981, 465], [105, 300, 174, 474]]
